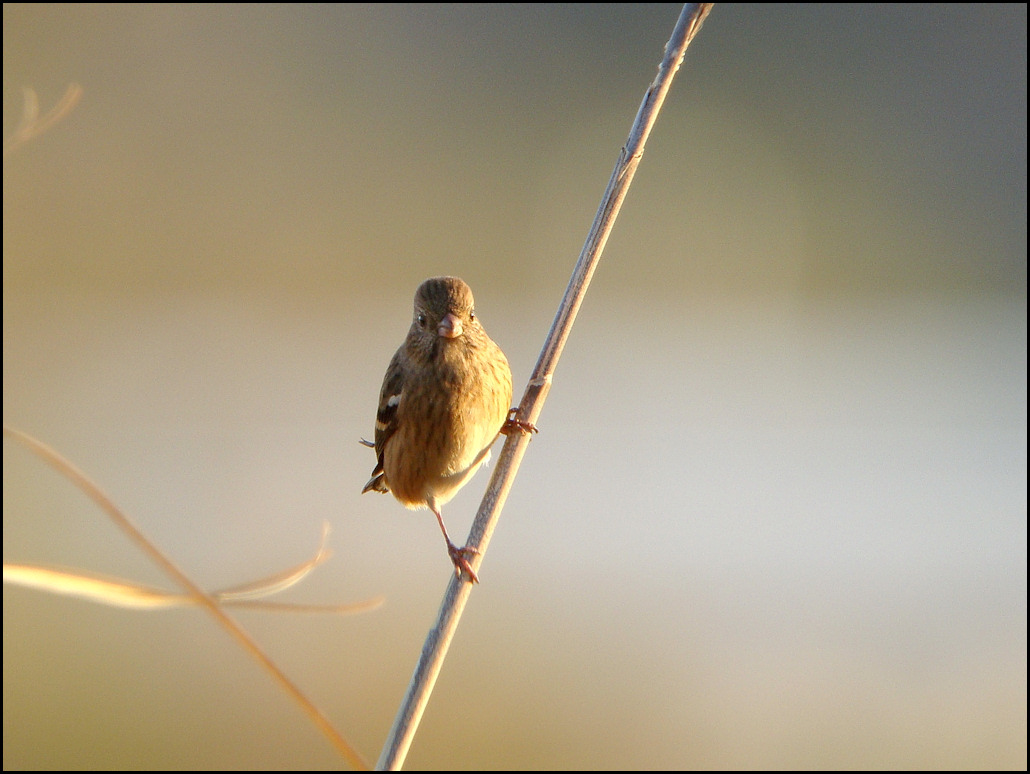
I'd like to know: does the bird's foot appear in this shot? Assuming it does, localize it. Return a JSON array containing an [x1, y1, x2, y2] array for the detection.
[[502, 408, 538, 436], [446, 541, 480, 584]]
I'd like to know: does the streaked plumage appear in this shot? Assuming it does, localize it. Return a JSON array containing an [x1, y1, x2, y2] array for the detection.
[[362, 276, 513, 582]]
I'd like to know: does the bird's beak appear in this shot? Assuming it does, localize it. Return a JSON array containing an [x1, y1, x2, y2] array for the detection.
[[437, 313, 463, 339]]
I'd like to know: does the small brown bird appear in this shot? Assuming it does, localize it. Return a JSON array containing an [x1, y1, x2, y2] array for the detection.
[[362, 276, 514, 582]]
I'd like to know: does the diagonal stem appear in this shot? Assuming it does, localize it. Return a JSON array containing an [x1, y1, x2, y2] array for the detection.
[[375, 4, 714, 770], [4, 425, 370, 770]]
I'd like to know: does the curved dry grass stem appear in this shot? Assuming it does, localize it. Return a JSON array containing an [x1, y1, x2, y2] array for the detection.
[[3, 83, 83, 156], [3, 425, 370, 770], [375, 4, 714, 770], [3, 537, 386, 613]]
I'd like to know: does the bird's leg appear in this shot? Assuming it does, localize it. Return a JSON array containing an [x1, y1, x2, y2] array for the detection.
[[432, 507, 479, 583], [502, 407, 538, 436]]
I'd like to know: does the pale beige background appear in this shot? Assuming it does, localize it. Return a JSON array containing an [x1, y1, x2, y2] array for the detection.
[[4, 4, 1026, 769]]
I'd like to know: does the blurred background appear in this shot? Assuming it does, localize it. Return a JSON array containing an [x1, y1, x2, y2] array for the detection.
[[3, 3, 1025, 769]]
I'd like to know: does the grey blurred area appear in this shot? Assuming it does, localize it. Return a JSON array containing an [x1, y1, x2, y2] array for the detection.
[[4, 4, 1025, 769]]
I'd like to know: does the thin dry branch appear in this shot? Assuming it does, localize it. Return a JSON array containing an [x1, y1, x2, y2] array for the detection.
[[375, 4, 714, 770], [3, 84, 83, 156], [3, 529, 385, 613], [3, 425, 370, 770]]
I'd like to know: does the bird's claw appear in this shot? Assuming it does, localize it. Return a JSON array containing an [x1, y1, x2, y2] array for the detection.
[[447, 541, 480, 584], [502, 408, 538, 436]]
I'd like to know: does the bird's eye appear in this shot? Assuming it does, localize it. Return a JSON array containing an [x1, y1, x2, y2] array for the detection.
[[417, 312, 427, 328], [469, 309, 476, 321]]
